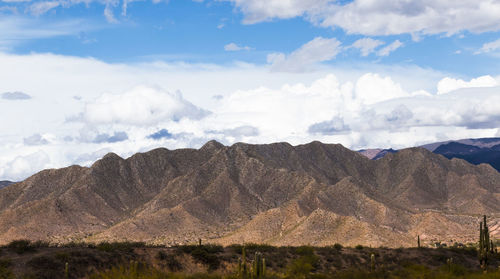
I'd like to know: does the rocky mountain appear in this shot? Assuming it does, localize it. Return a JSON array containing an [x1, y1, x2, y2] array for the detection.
[[359, 138, 500, 172], [0, 141, 499, 248]]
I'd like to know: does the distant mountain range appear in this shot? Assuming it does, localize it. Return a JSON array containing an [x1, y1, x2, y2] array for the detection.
[[0, 181, 13, 189], [359, 137, 500, 172], [1, 140, 499, 248]]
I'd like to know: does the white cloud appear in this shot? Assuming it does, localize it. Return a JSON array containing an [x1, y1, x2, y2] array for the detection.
[[437, 75, 498, 95], [355, 73, 409, 105], [28, 1, 60, 16], [377, 40, 403, 56], [227, 0, 500, 36], [104, 1, 119, 23], [224, 42, 253, 51], [225, 0, 330, 24], [476, 38, 500, 54], [0, 16, 89, 50], [2, 51, 500, 181], [0, 151, 50, 181], [82, 86, 209, 125], [267, 37, 342, 72], [351, 38, 384, 56]]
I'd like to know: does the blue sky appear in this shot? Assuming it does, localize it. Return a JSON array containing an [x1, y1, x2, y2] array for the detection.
[[3, 0, 500, 75], [1, 0, 500, 180]]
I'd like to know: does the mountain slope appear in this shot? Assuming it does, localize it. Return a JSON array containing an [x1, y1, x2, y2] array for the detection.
[[0, 141, 499, 247]]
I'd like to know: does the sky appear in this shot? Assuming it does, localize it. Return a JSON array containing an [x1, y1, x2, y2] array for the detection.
[[1, 0, 500, 181]]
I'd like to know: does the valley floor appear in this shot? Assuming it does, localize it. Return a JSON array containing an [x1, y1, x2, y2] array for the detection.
[[1, 241, 500, 278]]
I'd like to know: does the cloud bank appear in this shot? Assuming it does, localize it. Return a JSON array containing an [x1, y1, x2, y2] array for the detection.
[[1, 52, 500, 181]]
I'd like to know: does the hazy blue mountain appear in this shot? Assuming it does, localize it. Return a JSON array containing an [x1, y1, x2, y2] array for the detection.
[[358, 137, 500, 172], [0, 181, 13, 189]]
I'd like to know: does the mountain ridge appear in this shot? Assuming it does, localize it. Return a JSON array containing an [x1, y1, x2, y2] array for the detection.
[[0, 141, 499, 247]]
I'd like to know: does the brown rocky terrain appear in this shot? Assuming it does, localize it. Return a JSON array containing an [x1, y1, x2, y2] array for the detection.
[[0, 140, 499, 247]]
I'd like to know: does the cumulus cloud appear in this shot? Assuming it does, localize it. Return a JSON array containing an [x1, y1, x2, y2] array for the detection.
[[437, 75, 498, 95], [267, 37, 341, 72], [82, 86, 209, 125], [224, 42, 253, 51], [226, 0, 500, 36], [377, 40, 403, 56], [1, 91, 31, 100], [351, 38, 384, 56], [355, 73, 409, 105], [0, 151, 50, 181], [2, 51, 500, 181]]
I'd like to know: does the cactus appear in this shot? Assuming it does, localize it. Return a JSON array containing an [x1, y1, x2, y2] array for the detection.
[[479, 215, 491, 271], [252, 252, 266, 279], [199, 238, 202, 246], [417, 235, 420, 248], [64, 262, 69, 279], [446, 258, 453, 273], [238, 246, 249, 279], [370, 253, 375, 272]]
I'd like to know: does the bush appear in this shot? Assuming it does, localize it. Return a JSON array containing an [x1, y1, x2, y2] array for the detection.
[[177, 244, 223, 255], [190, 247, 220, 271], [333, 243, 343, 251], [7, 240, 37, 254], [0, 258, 14, 279], [177, 244, 222, 271], [355, 245, 363, 250], [95, 241, 144, 253], [157, 251, 182, 271], [89, 262, 164, 279]]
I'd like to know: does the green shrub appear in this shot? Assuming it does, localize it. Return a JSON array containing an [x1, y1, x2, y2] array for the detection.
[[176, 244, 222, 271], [157, 251, 182, 271], [333, 244, 343, 251], [0, 258, 14, 279], [95, 241, 144, 253], [354, 245, 363, 250], [7, 240, 36, 254]]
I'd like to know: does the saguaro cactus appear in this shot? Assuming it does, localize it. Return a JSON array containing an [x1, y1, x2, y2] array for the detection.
[[447, 258, 453, 273], [253, 252, 265, 279], [64, 262, 69, 279], [370, 253, 375, 272], [238, 246, 250, 279], [479, 215, 491, 271], [417, 235, 420, 248]]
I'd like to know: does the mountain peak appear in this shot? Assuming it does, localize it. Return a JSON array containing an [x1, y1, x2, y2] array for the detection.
[[200, 140, 225, 151], [102, 152, 123, 160]]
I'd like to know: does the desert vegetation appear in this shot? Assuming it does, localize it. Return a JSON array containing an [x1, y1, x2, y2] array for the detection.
[[0, 238, 498, 278]]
